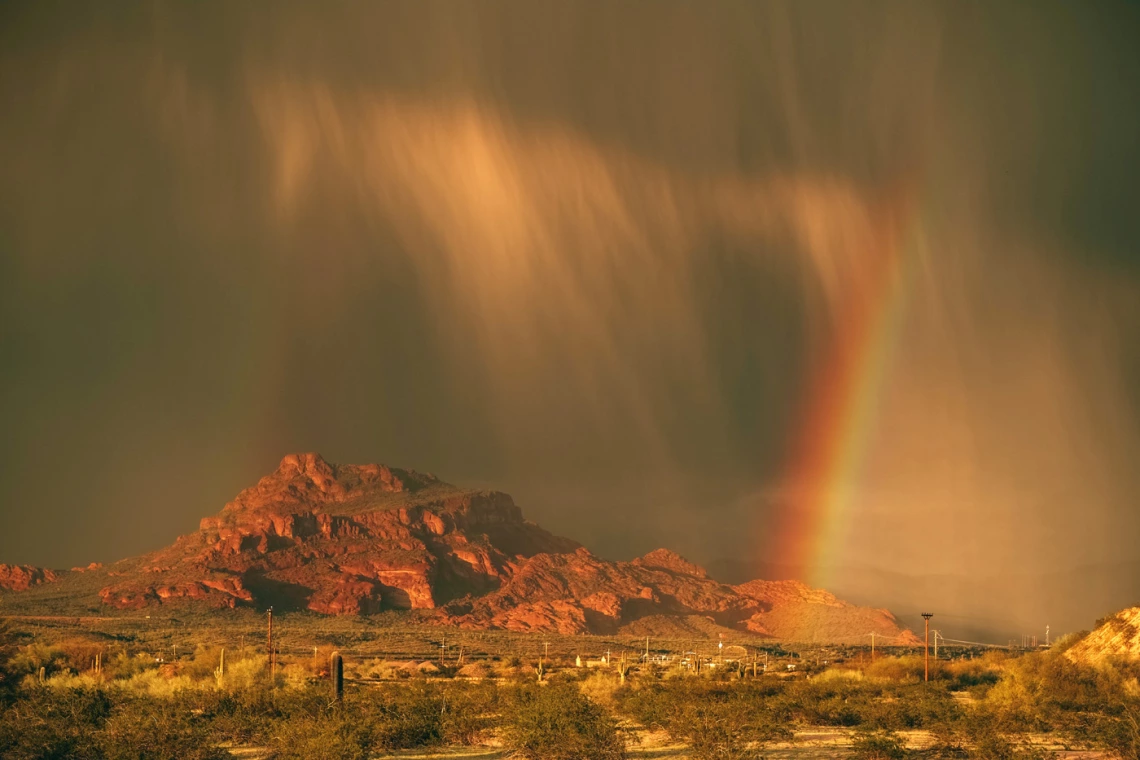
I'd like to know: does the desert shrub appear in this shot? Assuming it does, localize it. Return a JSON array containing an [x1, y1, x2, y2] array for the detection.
[[367, 683, 445, 750], [617, 682, 676, 730], [7, 643, 69, 680], [851, 728, 909, 760], [280, 663, 314, 690], [0, 687, 110, 760], [116, 667, 198, 697], [440, 681, 499, 745], [982, 650, 1122, 733], [865, 655, 929, 683], [618, 681, 790, 760], [812, 667, 865, 683], [177, 645, 224, 681], [578, 669, 624, 707], [503, 681, 626, 760], [0, 620, 16, 703], [219, 654, 266, 690], [943, 658, 1002, 693], [99, 697, 229, 760], [105, 652, 160, 681], [678, 699, 787, 760], [869, 684, 960, 731], [1049, 631, 1088, 654], [270, 711, 371, 760], [782, 678, 868, 726], [54, 639, 110, 675], [957, 712, 1046, 760], [189, 686, 287, 745]]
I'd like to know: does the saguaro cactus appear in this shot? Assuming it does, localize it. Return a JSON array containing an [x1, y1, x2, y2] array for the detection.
[[215, 648, 226, 687], [331, 651, 344, 702], [617, 654, 630, 685]]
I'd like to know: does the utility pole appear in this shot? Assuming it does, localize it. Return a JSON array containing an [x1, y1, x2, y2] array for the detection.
[[933, 631, 939, 661], [645, 636, 650, 660], [868, 632, 876, 662], [921, 613, 933, 682]]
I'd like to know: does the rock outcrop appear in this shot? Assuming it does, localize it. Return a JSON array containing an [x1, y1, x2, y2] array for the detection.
[[3, 453, 918, 643], [0, 564, 61, 592]]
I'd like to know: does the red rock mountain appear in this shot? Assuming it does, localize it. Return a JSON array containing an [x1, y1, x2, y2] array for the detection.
[[2, 454, 918, 644]]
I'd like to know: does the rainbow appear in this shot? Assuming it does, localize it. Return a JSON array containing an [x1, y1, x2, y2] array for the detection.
[[770, 182, 924, 588]]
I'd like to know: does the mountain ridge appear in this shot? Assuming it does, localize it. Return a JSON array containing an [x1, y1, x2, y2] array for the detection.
[[0, 453, 919, 644]]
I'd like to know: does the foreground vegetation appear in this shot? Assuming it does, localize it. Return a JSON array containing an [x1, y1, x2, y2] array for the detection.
[[2, 619, 1139, 759]]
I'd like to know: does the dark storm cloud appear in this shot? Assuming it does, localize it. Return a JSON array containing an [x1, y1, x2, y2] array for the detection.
[[1, 1, 1138, 638]]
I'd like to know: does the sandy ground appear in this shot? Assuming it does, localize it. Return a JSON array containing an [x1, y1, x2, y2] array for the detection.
[[229, 728, 1110, 759]]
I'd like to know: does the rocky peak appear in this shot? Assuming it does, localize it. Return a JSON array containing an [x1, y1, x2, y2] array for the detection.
[[632, 548, 707, 578], [220, 452, 440, 518]]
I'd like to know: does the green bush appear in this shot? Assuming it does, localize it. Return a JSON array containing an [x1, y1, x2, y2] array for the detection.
[[0, 688, 109, 760], [367, 683, 444, 751], [440, 681, 499, 745], [269, 711, 371, 760], [617, 680, 790, 760], [99, 698, 229, 760], [503, 681, 625, 760], [851, 729, 909, 760]]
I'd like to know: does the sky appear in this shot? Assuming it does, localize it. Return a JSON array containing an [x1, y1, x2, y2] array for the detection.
[[2, 1, 1139, 640]]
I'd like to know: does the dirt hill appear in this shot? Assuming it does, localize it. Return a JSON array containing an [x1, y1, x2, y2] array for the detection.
[[0, 453, 919, 643]]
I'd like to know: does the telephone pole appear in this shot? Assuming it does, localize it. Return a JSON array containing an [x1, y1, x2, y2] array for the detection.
[[921, 613, 933, 682]]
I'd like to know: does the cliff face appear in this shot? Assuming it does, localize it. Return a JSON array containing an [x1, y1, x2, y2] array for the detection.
[[4, 453, 919, 643]]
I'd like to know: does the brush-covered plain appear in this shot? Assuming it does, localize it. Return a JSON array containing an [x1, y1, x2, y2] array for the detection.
[[1, 618, 1135, 759]]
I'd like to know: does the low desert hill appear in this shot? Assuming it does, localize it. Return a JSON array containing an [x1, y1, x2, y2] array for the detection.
[[1066, 607, 1140, 663], [0, 453, 919, 644]]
